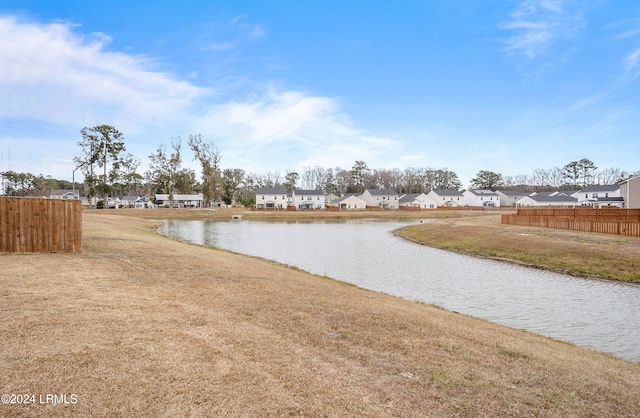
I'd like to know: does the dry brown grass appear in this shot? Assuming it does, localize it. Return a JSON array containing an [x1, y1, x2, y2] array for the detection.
[[398, 213, 640, 283], [1, 211, 640, 417]]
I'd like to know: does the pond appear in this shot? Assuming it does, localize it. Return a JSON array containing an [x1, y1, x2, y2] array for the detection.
[[158, 218, 640, 362]]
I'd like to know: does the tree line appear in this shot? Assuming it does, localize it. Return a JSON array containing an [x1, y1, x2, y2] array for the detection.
[[1, 125, 637, 205]]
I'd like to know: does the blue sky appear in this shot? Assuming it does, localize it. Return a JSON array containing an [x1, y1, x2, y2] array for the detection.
[[0, 0, 638, 188]]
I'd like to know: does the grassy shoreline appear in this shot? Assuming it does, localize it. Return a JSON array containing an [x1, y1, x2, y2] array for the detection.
[[114, 206, 640, 283], [2, 209, 639, 416]]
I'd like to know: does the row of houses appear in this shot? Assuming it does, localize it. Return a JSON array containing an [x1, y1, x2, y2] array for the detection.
[[256, 176, 640, 210], [255, 187, 508, 210], [45, 174, 640, 209]]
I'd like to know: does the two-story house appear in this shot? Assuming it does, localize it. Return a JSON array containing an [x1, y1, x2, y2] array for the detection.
[[291, 189, 326, 209], [618, 174, 640, 208], [426, 190, 464, 208], [359, 189, 399, 209], [463, 189, 501, 208], [576, 185, 624, 208], [495, 190, 529, 207], [255, 187, 288, 209]]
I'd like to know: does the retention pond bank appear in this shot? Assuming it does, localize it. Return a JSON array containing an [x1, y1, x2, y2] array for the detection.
[[159, 218, 640, 362]]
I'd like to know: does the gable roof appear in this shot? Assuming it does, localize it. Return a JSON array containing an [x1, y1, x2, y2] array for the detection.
[[333, 194, 366, 204], [50, 189, 79, 196], [466, 189, 498, 196], [365, 188, 398, 196], [292, 189, 324, 196], [525, 195, 577, 203], [579, 184, 620, 193], [618, 174, 640, 184], [430, 189, 463, 196], [155, 194, 204, 201], [399, 193, 427, 203], [496, 190, 529, 197], [256, 187, 287, 195]]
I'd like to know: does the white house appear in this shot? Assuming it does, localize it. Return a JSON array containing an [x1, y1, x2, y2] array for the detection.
[[576, 185, 623, 208], [618, 174, 640, 208], [496, 190, 529, 207], [516, 195, 577, 207], [463, 189, 501, 208], [255, 187, 287, 209], [359, 189, 399, 209], [155, 193, 205, 208], [291, 189, 326, 209], [426, 190, 464, 208], [324, 192, 339, 206], [399, 193, 437, 209], [331, 194, 366, 210], [120, 195, 138, 208], [49, 189, 79, 200]]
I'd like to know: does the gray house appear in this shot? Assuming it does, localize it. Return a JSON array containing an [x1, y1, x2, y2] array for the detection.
[[496, 190, 529, 207]]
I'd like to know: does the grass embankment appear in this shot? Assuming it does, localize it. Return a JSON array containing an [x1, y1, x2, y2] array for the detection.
[[1, 211, 640, 416], [397, 213, 640, 283]]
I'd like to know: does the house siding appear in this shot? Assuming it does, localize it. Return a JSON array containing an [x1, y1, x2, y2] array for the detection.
[[619, 176, 640, 209], [291, 190, 326, 209], [360, 189, 399, 209]]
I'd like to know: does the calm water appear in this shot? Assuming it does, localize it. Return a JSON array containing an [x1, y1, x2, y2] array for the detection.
[[158, 219, 640, 362]]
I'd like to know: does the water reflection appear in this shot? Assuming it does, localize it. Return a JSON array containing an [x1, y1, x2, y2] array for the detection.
[[158, 219, 640, 362]]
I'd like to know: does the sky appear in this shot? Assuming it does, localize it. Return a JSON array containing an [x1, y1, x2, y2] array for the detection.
[[0, 0, 639, 188]]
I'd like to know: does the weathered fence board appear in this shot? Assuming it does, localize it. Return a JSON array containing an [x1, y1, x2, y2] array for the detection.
[[501, 208, 640, 237], [0, 197, 82, 253]]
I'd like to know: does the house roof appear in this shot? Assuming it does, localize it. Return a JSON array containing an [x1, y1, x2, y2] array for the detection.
[[430, 189, 463, 196], [496, 190, 529, 196], [256, 187, 287, 194], [595, 197, 624, 202], [365, 188, 398, 196], [50, 189, 79, 196], [399, 193, 427, 202], [618, 174, 640, 184], [155, 194, 204, 201], [525, 195, 577, 203], [466, 189, 498, 196], [293, 189, 324, 196], [333, 194, 365, 204], [579, 184, 620, 193]]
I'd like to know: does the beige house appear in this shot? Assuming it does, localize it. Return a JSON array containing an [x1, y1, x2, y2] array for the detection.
[[618, 174, 640, 208], [331, 194, 366, 210], [359, 189, 399, 209]]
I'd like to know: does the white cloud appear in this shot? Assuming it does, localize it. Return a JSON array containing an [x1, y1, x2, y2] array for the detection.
[[501, 0, 584, 58], [623, 48, 640, 79], [197, 88, 401, 172], [0, 15, 401, 178], [0, 16, 209, 131]]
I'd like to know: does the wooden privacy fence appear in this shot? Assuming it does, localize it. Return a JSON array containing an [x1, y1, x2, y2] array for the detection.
[[0, 197, 82, 253], [502, 207, 640, 237]]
